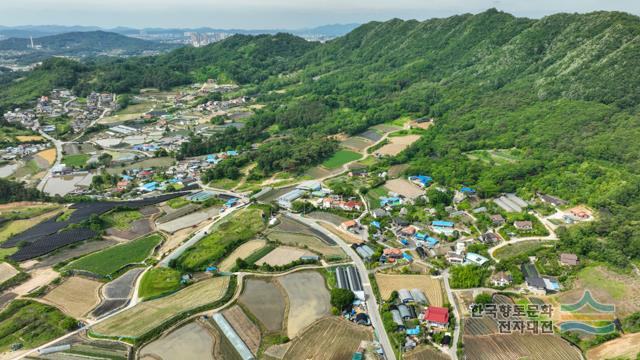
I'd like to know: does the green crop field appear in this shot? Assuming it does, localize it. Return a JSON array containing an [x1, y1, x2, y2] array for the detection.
[[102, 210, 143, 230], [0, 300, 77, 352], [138, 267, 182, 300], [166, 197, 190, 209], [322, 150, 362, 169], [62, 154, 90, 168], [177, 208, 266, 271], [64, 234, 162, 276]]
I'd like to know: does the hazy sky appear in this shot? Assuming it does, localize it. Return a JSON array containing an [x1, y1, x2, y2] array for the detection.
[[1, 0, 639, 29]]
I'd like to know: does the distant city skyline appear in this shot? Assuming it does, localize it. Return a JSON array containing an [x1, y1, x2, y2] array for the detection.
[[1, 0, 639, 29]]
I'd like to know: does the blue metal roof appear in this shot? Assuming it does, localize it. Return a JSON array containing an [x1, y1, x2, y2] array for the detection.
[[432, 220, 454, 227]]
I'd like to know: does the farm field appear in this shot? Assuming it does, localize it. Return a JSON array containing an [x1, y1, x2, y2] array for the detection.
[[586, 332, 640, 360], [15, 135, 44, 142], [62, 154, 90, 168], [238, 278, 286, 332], [157, 207, 220, 234], [30, 239, 118, 269], [0, 300, 77, 353], [102, 210, 143, 230], [384, 178, 424, 199], [340, 136, 372, 151], [138, 267, 181, 299], [139, 321, 216, 360], [0, 262, 18, 284], [557, 265, 640, 317], [35, 148, 56, 166], [218, 239, 266, 271], [64, 233, 162, 277], [92, 276, 230, 338], [266, 231, 345, 259], [283, 318, 372, 360], [177, 208, 265, 271], [102, 267, 145, 300], [375, 274, 444, 306], [464, 334, 581, 360], [405, 346, 451, 360], [322, 150, 362, 169], [374, 134, 420, 156], [306, 211, 348, 226], [278, 271, 331, 338], [104, 157, 175, 174], [493, 240, 548, 260], [105, 217, 154, 240], [166, 197, 190, 209], [0, 209, 59, 243], [255, 246, 313, 267], [42, 276, 102, 318], [223, 305, 261, 355]]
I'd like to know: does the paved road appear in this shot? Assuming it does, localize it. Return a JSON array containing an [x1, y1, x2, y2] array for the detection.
[[287, 212, 397, 360], [442, 269, 460, 360], [158, 202, 248, 267]]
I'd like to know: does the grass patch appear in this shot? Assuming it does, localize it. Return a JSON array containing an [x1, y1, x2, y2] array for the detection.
[[493, 240, 548, 260], [102, 210, 143, 230], [208, 178, 237, 190], [322, 150, 362, 169], [0, 300, 77, 352], [177, 208, 266, 271], [576, 266, 626, 300], [138, 267, 182, 300], [64, 234, 162, 277], [62, 154, 90, 168], [166, 197, 190, 209]]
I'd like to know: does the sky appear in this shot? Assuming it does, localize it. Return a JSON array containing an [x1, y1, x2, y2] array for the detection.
[[1, 0, 639, 29]]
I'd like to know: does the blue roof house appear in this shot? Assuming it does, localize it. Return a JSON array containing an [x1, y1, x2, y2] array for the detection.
[[409, 175, 433, 187], [432, 220, 454, 228], [461, 187, 476, 194]]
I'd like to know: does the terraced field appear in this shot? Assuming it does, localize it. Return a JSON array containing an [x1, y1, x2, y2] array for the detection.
[[92, 277, 230, 339], [238, 278, 286, 332]]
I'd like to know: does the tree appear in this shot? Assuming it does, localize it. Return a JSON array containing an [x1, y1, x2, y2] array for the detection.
[[474, 293, 493, 305], [330, 288, 355, 311]]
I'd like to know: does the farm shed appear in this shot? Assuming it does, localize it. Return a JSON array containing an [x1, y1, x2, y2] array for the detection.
[[212, 313, 256, 360], [398, 304, 414, 320], [398, 289, 414, 304], [410, 289, 428, 305], [390, 309, 405, 329]]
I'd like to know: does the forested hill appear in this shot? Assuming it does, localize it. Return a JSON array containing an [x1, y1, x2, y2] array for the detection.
[[0, 31, 179, 64], [3, 9, 640, 264]]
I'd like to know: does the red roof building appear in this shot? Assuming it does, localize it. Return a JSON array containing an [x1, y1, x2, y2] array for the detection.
[[423, 306, 450, 327]]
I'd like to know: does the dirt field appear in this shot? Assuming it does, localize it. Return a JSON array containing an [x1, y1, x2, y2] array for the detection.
[[341, 137, 373, 151], [16, 135, 44, 142], [139, 321, 216, 360], [586, 332, 640, 360], [557, 265, 640, 317], [92, 277, 230, 338], [43, 276, 102, 318], [405, 346, 451, 360], [12, 267, 58, 296], [375, 134, 421, 156], [278, 271, 331, 338], [464, 334, 582, 360], [320, 222, 362, 244], [238, 278, 286, 332], [102, 267, 144, 299], [218, 240, 266, 271], [256, 246, 313, 267], [106, 218, 154, 240], [283, 318, 372, 360], [0, 263, 18, 284], [384, 178, 425, 199], [307, 211, 348, 226], [375, 274, 444, 306], [157, 207, 220, 233], [273, 216, 316, 236], [266, 231, 345, 259], [35, 148, 56, 166], [223, 305, 261, 355]]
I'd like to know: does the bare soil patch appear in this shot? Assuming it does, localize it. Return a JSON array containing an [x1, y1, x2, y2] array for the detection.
[[238, 278, 286, 332], [222, 305, 261, 355], [464, 333, 581, 360], [35, 148, 56, 166], [219, 239, 266, 271], [256, 246, 313, 267], [405, 346, 450, 360], [375, 134, 421, 156], [140, 321, 215, 360], [283, 318, 372, 360], [385, 178, 424, 199], [375, 274, 444, 306], [586, 332, 640, 360], [266, 231, 345, 259], [278, 271, 331, 338], [106, 218, 154, 240], [0, 263, 18, 284], [43, 276, 102, 318]]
